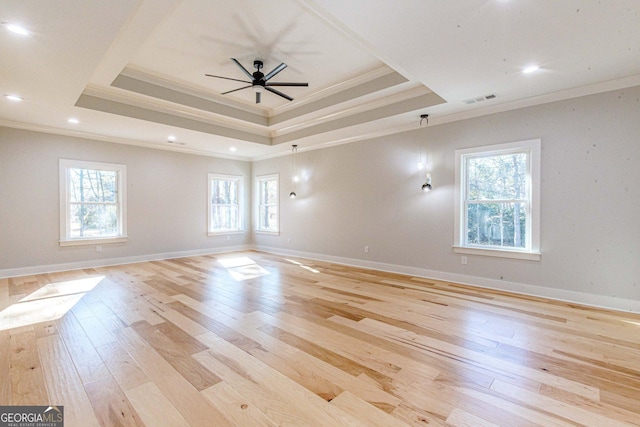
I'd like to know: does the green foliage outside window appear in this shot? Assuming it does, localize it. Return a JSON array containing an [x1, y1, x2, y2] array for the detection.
[[211, 178, 240, 231], [257, 176, 278, 232], [68, 168, 119, 238], [465, 153, 527, 249]]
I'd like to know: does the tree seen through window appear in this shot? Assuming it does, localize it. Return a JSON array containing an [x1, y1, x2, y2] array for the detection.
[[465, 153, 527, 249], [68, 168, 119, 238]]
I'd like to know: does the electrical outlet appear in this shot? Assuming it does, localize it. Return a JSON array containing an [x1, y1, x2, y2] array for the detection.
[[96, 245, 102, 253], [364, 245, 369, 253], [461, 256, 468, 265]]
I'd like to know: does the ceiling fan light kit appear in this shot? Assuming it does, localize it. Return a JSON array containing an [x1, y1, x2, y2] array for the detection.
[[206, 58, 308, 104]]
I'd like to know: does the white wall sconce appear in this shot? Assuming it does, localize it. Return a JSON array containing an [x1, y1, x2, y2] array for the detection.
[[289, 144, 298, 198], [418, 114, 432, 192], [421, 172, 432, 192]]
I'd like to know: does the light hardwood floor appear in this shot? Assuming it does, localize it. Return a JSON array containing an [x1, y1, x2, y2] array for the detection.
[[1, 250, 639, 426]]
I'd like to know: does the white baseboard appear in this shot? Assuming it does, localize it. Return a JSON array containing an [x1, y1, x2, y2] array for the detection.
[[254, 245, 640, 315], [0, 244, 252, 279], [3, 244, 639, 314]]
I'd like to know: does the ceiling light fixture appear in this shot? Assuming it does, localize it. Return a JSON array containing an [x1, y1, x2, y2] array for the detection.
[[2, 22, 30, 36], [523, 65, 540, 74], [67, 118, 79, 124], [289, 144, 298, 199], [229, 147, 237, 152]]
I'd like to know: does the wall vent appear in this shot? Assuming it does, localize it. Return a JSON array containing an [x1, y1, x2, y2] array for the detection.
[[463, 93, 497, 104]]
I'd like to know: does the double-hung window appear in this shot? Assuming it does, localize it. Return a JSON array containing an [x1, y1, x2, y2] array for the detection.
[[59, 159, 127, 246], [255, 174, 279, 234], [454, 139, 540, 260], [208, 173, 242, 235]]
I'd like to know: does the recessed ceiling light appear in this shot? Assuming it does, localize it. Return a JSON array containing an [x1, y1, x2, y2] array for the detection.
[[67, 118, 79, 124], [229, 147, 237, 152], [2, 22, 30, 36], [4, 94, 23, 102], [167, 135, 176, 141], [523, 65, 540, 74]]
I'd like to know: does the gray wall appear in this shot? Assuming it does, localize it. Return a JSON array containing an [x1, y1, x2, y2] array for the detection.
[[0, 128, 251, 272], [254, 86, 640, 304], [2, 85, 639, 307]]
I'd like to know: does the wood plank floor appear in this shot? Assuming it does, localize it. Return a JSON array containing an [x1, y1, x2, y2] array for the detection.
[[1, 250, 639, 426]]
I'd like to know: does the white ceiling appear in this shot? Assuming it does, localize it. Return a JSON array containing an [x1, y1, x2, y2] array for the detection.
[[1, 0, 639, 160]]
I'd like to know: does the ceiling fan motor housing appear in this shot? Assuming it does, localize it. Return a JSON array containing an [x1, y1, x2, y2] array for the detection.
[[252, 60, 265, 87]]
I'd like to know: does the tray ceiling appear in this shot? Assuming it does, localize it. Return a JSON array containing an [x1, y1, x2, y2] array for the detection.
[[1, 0, 639, 159]]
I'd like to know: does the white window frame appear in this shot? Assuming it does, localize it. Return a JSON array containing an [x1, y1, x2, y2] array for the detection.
[[59, 159, 127, 246], [454, 139, 541, 261], [255, 173, 279, 235], [208, 173, 243, 235]]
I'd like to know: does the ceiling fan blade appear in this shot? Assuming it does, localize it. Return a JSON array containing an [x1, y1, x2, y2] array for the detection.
[[256, 91, 261, 104], [231, 58, 255, 81], [221, 85, 252, 95], [263, 63, 287, 81], [266, 82, 309, 87], [205, 74, 251, 84], [265, 86, 293, 101]]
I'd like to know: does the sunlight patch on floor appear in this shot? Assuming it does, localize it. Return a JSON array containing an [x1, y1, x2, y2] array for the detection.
[[285, 258, 320, 274], [0, 276, 103, 331], [622, 319, 640, 327], [218, 256, 270, 281], [218, 256, 255, 269]]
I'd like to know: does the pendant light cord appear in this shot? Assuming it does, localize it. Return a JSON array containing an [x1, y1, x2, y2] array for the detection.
[[291, 145, 297, 189]]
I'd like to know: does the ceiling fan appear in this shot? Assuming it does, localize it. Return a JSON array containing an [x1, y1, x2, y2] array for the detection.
[[206, 58, 308, 104]]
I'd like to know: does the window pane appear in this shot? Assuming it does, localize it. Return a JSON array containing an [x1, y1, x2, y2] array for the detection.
[[69, 203, 118, 238], [209, 177, 240, 232], [259, 205, 278, 231], [212, 179, 237, 204], [256, 175, 278, 232], [211, 205, 238, 230], [261, 180, 277, 204], [467, 202, 526, 248], [455, 139, 539, 258], [60, 160, 126, 244], [69, 168, 117, 203], [467, 153, 527, 200]]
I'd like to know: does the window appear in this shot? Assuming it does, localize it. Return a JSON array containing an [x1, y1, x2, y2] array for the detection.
[[255, 174, 279, 234], [208, 173, 242, 235], [59, 159, 127, 246], [454, 139, 540, 260]]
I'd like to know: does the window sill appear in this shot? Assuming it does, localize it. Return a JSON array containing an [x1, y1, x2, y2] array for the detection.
[[208, 230, 244, 237], [453, 245, 541, 261], [60, 236, 128, 247], [254, 230, 279, 236]]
